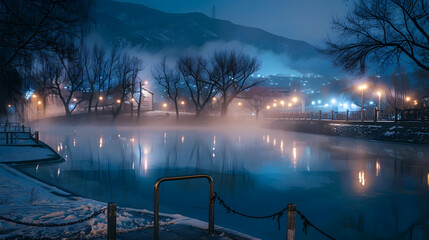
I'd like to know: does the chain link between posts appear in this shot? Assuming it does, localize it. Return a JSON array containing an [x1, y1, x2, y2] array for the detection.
[[215, 192, 287, 230], [0, 207, 106, 227], [214, 192, 336, 240]]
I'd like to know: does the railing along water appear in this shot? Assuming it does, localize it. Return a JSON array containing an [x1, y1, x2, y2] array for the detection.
[[154, 174, 215, 240]]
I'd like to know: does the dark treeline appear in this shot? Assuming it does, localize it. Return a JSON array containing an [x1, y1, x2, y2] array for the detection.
[[153, 50, 263, 119], [0, 0, 93, 119], [0, 0, 265, 121]]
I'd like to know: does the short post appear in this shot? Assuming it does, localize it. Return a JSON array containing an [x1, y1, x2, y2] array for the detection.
[[310, 111, 313, 120], [107, 203, 116, 240], [34, 131, 39, 144], [304, 112, 307, 120], [373, 107, 377, 122], [330, 110, 334, 120], [346, 109, 349, 122], [318, 110, 322, 121], [22, 125, 25, 132], [287, 204, 296, 240]]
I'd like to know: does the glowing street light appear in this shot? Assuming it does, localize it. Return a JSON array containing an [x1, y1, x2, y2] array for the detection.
[[181, 101, 185, 105], [288, 103, 292, 107], [376, 91, 382, 107], [116, 99, 121, 103], [238, 102, 242, 106], [8, 104, 11, 108], [144, 80, 149, 85], [266, 105, 271, 110], [280, 100, 285, 106], [212, 97, 217, 101], [163, 103, 167, 108], [37, 101, 42, 105], [99, 96, 103, 100], [292, 97, 298, 103], [131, 98, 135, 102], [32, 94, 37, 98], [272, 103, 277, 107], [358, 84, 367, 122], [405, 96, 411, 102]]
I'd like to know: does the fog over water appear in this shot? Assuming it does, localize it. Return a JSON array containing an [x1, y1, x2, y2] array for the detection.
[[16, 124, 429, 239]]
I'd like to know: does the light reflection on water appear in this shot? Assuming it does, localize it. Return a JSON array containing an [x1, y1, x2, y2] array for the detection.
[[16, 125, 429, 240]]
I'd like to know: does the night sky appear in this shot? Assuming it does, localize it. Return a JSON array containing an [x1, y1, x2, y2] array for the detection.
[[118, 0, 349, 45]]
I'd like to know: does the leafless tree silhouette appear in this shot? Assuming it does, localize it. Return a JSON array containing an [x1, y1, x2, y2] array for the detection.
[[152, 57, 181, 119], [208, 50, 261, 116], [178, 56, 217, 118], [324, 0, 429, 74]]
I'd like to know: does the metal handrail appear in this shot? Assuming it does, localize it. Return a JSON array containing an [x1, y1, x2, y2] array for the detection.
[[154, 174, 215, 240]]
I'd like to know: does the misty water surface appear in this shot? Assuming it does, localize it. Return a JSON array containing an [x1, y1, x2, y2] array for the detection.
[[16, 125, 429, 240]]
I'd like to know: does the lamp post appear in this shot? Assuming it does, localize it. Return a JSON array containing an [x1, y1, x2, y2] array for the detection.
[[358, 84, 367, 122], [376, 91, 381, 120]]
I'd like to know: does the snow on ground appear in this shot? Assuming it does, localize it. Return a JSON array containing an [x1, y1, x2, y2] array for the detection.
[[0, 164, 173, 239], [0, 132, 61, 163], [0, 164, 256, 239], [0, 145, 59, 163]]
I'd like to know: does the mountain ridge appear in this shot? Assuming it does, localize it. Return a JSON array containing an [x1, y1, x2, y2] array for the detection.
[[94, 0, 333, 75]]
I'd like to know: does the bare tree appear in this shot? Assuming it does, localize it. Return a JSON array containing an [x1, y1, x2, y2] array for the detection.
[[83, 44, 106, 113], [241, 87, 274, 119], [324, 0, 429, 74], [177, 55, 217, 118], [111, 53, 142, 121], [104, 47, 119, 99], [153, 57, 181, 120], [0, 0, 92, 117], [53, 44, 86, 116], [387, 68, 410, 110], [208, 50, 261, 116]]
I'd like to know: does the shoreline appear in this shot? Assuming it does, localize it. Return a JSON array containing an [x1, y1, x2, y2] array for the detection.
[[29, 112, 429, 145]]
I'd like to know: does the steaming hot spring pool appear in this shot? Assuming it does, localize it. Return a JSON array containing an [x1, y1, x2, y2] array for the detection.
[[16, 125, 429, 239]]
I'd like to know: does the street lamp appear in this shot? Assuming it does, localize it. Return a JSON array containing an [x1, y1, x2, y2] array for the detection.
[[181, 101, 185, 105], [292, 97, 298, 103], [238, 102, 242, 106], [376, 91, 382, 120], [358, 84, 367, 122]]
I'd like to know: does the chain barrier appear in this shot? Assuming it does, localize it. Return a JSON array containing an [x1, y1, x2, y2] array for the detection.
[[0, 207, 106, 227], [215, 192, 336, 239], [12, 133, 32, 141], [215, 192, 287, 230], [296, 209, 336, 240]]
